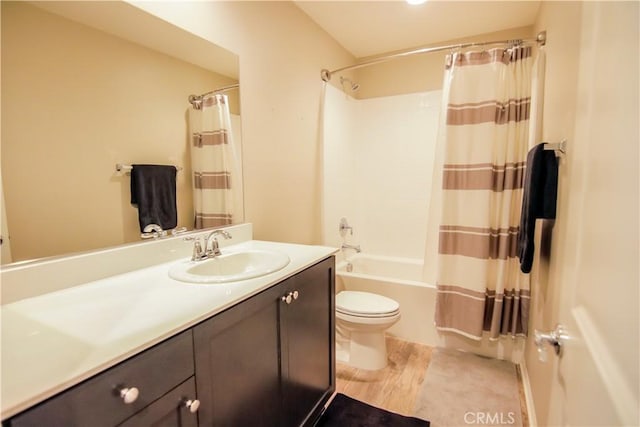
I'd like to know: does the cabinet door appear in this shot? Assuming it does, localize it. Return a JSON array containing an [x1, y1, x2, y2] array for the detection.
[[281, 257, 335, 427], [193, 282, 286, 427], [118, 378, 198, 427]]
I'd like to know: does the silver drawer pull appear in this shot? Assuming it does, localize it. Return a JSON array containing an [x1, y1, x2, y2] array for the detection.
[[184, 398, 200, 413], [292, 290, 299, 300], [118, 387, 139, 404]]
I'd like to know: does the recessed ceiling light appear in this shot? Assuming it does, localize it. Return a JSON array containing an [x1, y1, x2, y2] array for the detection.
[[406, 0, 427, 5]]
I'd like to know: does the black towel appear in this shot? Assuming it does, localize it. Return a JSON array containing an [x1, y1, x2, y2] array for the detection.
[[517, 144, 558, 273], [130, 164, 177, 233]]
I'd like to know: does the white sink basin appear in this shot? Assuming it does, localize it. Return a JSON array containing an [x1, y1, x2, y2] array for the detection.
[[168, 250, 290, 284]]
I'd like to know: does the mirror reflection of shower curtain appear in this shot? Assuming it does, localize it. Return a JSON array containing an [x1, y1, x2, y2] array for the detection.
[[189, 94, 240, 229]]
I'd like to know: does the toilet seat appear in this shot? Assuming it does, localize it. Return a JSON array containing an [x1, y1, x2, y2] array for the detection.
[[336, 291, 400, 318]]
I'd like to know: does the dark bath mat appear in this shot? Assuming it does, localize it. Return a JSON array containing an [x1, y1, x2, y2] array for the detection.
[[317, 393, 430, 427]]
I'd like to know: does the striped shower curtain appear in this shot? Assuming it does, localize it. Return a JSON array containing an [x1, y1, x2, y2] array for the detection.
[[434, 46, 533, 340], [189, 94, 238, 228]]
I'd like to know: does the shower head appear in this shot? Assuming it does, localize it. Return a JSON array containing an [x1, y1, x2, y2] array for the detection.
[[340, 76, 360, 92]]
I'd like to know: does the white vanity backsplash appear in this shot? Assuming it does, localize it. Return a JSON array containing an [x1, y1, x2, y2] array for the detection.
[[1, 223, 253, 304]]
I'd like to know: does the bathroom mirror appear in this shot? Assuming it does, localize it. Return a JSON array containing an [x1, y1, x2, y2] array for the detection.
[[1, 1, 244, 264]]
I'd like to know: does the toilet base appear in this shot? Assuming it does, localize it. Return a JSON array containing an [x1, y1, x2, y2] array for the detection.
[[335, 290, 400, 371], [336, 324, 390, 371], [349, 330, 389, 370]]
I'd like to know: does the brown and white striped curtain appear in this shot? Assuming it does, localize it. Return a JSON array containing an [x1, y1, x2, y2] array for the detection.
[[434, 46, 533, 340], [189, 94, 238, 228]]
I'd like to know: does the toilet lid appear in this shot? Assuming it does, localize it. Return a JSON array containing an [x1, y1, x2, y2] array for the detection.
[[336, 291, 400, 317]]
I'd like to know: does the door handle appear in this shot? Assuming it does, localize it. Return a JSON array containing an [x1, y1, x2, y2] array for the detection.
[[534, 324, 568, 362]]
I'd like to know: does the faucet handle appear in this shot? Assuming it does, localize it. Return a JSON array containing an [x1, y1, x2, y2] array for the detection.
[[141, 223, 166, 240], [339, 217, 353, 237], [171, 227, 188, 236], [141, 230, 166, 239], [191, 239, 205, 261]]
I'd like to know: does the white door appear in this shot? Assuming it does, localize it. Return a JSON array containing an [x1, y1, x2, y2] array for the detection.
[[543, 2, 639, 426]]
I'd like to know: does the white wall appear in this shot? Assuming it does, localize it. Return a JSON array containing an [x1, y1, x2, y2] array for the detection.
[[322, 84, 440, 260], [322, 85, 358, 253]]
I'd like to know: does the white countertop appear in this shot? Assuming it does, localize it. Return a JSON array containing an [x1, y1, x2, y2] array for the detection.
[[0, 239, 337, 420]]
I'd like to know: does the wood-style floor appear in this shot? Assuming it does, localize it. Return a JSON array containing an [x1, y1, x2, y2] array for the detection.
[[336, 336, 432, 417], [335, 336, 529, 426]]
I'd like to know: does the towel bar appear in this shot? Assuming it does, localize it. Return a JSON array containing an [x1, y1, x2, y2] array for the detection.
[[116, 163, 183, 173], [542, 140, 567, 154]]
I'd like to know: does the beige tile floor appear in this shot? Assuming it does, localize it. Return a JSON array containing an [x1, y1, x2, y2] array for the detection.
[[335, 336, 528, 427]]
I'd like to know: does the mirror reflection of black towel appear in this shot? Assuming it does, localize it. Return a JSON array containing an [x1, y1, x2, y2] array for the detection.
[[130, 164, 177, 232], [517, 144, 559, 273]]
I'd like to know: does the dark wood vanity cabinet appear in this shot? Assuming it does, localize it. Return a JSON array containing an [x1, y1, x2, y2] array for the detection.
[[7, 331, 197, 427], [4, 256, 335, 427], [193, 256, 336, 427]]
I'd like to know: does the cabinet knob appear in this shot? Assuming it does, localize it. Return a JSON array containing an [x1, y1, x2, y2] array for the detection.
[[281, 293, 292, 304], [292, 290, 299, 300], [118, 387, 139, 404], [184, 398, 200, 413]]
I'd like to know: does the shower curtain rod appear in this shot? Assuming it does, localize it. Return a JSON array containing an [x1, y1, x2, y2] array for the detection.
[[320, 31, 546, 82], [188, 83, 239, 106]]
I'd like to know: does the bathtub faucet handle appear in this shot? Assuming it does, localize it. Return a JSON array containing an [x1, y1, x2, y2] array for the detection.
[[339, 217, 353, 237]]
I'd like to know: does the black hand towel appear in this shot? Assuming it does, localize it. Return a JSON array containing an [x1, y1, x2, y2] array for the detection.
[[517, 144, 559, 273], [130, 164, 177, 232]]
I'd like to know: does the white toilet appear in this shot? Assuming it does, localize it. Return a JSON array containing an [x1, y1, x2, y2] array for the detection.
[[335, 290, 401, 370]]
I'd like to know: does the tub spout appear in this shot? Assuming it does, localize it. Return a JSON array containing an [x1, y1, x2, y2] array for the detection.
[[341, 243, 361, 253]]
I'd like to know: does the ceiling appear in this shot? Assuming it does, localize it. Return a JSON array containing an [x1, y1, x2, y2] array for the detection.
[[294, 1, 541, 58]]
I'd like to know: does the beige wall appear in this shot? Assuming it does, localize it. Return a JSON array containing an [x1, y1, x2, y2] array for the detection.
[[1, 2, 238, 261], [131, 1, 355, 245], [523, 2, 583, 424], [354, 26, 534, 99]]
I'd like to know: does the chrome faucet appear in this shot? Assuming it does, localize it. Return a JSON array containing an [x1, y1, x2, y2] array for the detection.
[[142, 225, 187, 240], [184, 230, 231, 261], [186, 229, 233, 261], [141, 224, 166, 239], [204, 230, 232, 258], [341, 243, 361, 253]]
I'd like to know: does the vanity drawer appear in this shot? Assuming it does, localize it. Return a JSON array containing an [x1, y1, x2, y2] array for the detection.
[[9, 330, 194, 427], [119, 377, 198, 427]]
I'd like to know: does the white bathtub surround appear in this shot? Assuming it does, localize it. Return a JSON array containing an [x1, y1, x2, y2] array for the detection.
[[322, 85, 441, 260], [0, 223, 337, 419]]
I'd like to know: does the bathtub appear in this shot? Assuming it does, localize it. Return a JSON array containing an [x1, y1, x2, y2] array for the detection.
[[336, 253, 439, 346], [336, 253, 526, 362]]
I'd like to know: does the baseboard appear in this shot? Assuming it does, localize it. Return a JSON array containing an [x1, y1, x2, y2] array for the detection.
[[518, 362, 538, 426]]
